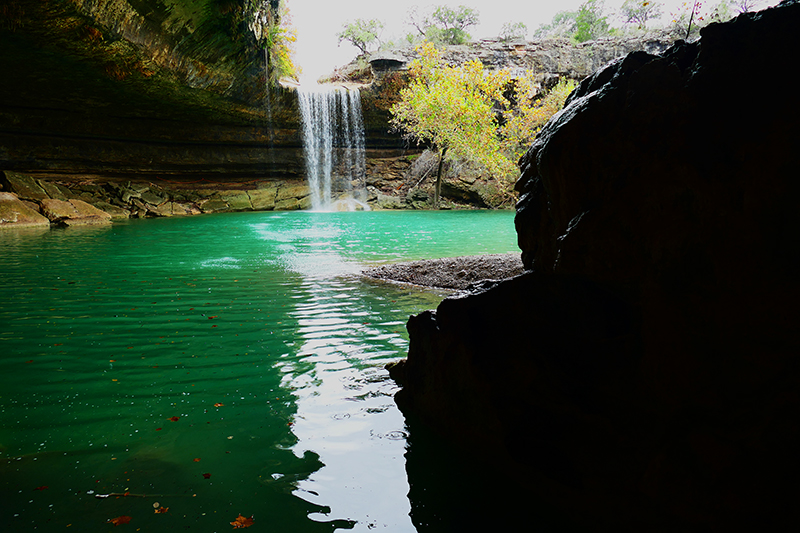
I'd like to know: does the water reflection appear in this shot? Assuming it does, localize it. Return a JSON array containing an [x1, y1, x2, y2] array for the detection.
[[1, 210, 518, 532]]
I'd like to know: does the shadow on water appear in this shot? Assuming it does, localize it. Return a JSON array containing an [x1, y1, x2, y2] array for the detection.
[[402, 415, 582, 533]]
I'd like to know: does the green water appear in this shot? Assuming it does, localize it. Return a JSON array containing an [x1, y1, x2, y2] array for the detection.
[[0, 210, 518, 532]]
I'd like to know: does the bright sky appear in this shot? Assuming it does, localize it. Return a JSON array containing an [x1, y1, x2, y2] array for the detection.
[[287, 0, 780, 83]]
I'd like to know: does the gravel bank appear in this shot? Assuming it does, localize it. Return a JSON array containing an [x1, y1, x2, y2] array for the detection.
[[361, 253, 524, 290]]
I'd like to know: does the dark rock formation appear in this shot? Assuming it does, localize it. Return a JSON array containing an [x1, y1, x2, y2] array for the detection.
[[0, 0, 310, 182], [389, 2, 800, 530]]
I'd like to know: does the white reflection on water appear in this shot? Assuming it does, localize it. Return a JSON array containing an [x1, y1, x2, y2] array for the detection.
[[283, 274, 416, 530]]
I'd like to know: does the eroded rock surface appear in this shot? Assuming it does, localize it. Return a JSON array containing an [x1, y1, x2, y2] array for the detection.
[[0, 170, 312, 227], [389, 2, 800, 529]]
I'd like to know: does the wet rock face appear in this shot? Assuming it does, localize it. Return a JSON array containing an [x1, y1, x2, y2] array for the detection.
[[391, 1, 800, 529]]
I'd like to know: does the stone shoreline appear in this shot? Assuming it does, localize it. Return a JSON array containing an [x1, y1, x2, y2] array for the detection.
[[0, 171, 314, 228], [362, 253, 524, 290]]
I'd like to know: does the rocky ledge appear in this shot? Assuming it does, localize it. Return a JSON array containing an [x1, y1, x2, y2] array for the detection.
[[388, 1, 800, 530], [0, 171, 312, 228]]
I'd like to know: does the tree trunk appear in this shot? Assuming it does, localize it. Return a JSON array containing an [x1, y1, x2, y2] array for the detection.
[[435, 146, 447, 209]]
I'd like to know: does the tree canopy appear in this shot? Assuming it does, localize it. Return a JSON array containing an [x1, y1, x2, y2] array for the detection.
[[390, 42, 575, 207], [406, 5, 480, 45], [574, 0, 611, 42], [620, 1, 663, 29], [337, 18, 384, 55], [499, 22, 528, 42]]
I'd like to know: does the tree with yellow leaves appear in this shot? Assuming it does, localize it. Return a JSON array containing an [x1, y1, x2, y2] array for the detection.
[[390, 41, 575, 208], [390, 42, 515, 207]]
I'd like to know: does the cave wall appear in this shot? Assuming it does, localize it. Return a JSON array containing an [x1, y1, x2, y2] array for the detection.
[[389, 1, 800, 529], [0, 0, 306, 181]]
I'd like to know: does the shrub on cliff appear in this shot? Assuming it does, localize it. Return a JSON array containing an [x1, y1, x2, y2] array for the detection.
[[390, 42, 575, 208]]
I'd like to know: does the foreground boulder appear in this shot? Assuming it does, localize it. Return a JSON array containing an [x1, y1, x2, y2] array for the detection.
[[40, 198, 112, 226], [389, 2, 800, 530], [0, 192, 50, 229]]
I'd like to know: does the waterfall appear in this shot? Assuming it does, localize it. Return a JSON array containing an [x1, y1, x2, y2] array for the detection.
[[297, 85, 369, 211]]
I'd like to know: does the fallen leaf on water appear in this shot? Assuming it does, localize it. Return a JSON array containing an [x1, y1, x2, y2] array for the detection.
[[154, 507, 169, 514], [156, 427, 162, 431], [168, 416, 180, 422], [193, 458, 201, 462], [231, 514, 255, 528], [34, 485, 48, 491], [107, 515, 132, 526], [202, 473, 211, 479], [214, 403, 224, 407], [208, 316, 218, 320]]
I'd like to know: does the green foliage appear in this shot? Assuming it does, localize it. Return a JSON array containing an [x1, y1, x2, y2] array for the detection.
[[337, 18, 384, 55], [533, 10, 578, 39], [179, 0, 297, 83], [264, 1, 298, 82], [391, 43, 574, 207], [533, 1, 611, 42], [499, 22, 528, 42], [391, 42, 514, 176], [406, 5, 480, 45], [620, 1, 664, 29], [573, 0, 610, 42], [500, 77, 577, 162]]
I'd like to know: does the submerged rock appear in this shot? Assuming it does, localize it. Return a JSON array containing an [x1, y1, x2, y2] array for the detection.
[[390, 2, 800, 529]]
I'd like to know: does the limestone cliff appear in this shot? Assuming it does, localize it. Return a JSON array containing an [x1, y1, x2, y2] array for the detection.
[[389, 1, 800, 530]]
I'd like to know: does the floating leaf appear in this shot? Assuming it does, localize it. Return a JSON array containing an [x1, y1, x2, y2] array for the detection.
[[168, 416, 180, 422], [34, 485, 48, 491], [154, 507, 169, 514], [231, 514, 255, 528], [202, 473, 211, 479], [193, 458, 201, 462], [214, 403, 224, 407], [107, 515, 132, 526]]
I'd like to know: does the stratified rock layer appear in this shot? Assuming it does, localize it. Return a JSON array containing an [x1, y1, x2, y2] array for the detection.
[[389, 2, 800, 530]]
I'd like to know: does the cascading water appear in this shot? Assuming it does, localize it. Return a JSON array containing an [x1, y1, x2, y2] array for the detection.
[[298, 85, 369, 211]]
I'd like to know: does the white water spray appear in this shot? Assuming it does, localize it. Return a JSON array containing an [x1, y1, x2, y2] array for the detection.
[[297, 86, 369, 211]]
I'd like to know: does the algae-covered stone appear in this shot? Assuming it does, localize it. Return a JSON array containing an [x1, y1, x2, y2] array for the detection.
[[219, 190, 252, 211], [275, 184, 311, 202], [274, 198, 300, 211], [38, 180, 69, 201], [248, 187, 277, 210], [200, 198, 229, 213], [0, 171, 49, 201], [92, 201, 130, 219], [140, 190, 167, 206], [298, 196, 312, 210]]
